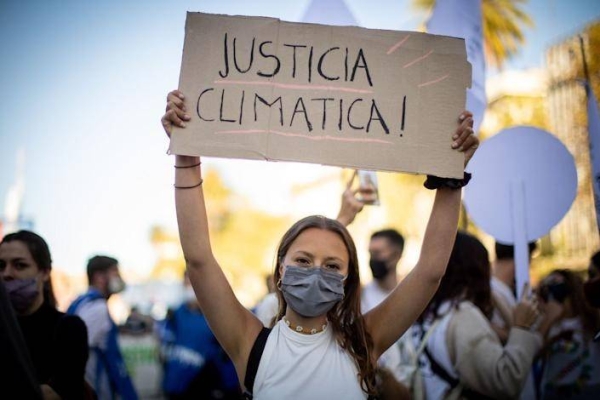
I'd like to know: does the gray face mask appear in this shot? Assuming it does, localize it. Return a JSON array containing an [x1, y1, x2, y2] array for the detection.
[[281, 265, 345, 318]]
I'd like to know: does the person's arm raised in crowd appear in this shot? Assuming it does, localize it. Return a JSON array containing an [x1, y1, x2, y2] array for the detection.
[[336, 171, 380, 227], [336, 171, 365, 227], [364, 111, 478, 360], [161, 90, 263, 381]]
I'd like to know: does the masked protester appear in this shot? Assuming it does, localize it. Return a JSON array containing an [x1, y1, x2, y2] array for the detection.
[[584, 277, 600, 309], [161, 89, 479, 399], [363, 230, 405, 312], [586, 251, 600, 311], [536, 269, 600, 398], [407, 232, 548, 400], [0, 230, 89, 399], [68, 255, 138, 400]]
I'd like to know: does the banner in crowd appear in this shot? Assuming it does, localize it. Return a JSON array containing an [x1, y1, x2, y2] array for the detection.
[[169, 12, 472, 178]]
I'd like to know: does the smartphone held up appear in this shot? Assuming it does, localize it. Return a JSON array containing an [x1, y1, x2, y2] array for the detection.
[[357, 170, 380, 206]]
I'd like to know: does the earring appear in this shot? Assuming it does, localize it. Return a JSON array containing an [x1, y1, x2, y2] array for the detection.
[[276, 278, 282, 290]]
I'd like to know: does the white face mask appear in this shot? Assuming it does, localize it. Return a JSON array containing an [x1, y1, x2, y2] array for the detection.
[[108, 276, 126, 294]]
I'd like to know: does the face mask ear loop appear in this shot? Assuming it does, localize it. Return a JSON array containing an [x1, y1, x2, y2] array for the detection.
[[277, 260, 286, 290]]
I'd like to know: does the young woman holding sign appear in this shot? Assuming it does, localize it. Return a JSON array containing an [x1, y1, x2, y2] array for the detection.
[[160, 89, 479, 399]]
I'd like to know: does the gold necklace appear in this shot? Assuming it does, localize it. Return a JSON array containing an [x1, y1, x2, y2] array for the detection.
[[282, 316, 328, 335]]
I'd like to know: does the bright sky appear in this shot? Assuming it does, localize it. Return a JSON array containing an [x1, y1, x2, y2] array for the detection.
[[1, 0, 599, 278]]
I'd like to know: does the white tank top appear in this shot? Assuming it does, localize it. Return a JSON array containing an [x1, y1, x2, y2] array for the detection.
[[253, 319, 368, 399]]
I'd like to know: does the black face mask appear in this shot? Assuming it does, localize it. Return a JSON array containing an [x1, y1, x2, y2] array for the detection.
[[540, 281, 570, 303], [369, 259, 389, 280]]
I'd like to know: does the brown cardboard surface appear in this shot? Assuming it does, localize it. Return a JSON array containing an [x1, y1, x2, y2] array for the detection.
[[169, 12, 471, 178]]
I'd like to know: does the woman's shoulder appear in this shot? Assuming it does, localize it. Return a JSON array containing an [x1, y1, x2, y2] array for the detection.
[[445, 301, 499, 363], [55, 312, 88, 340], [454, 300, 486, 318], [448, 301, 492, 336]]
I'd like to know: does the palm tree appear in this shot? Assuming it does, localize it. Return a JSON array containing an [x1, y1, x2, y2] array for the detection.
[[412, 0, 534, 69]]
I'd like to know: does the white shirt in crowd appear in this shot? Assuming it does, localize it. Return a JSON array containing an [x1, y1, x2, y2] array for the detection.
[[361, 280, 390, 313], [72, 298, 113, 399]]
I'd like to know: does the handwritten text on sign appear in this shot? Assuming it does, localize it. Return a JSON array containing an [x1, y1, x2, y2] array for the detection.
[[169, 13, 471, 178]]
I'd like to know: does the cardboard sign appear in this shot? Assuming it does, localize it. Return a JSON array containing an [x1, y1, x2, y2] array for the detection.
[[169, 12, 472, 178]]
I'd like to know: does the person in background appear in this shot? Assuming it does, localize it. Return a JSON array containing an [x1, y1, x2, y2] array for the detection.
[[121, 306, 153, 335], [490, 241, 537, 343], [361, 229, 405, 314], [536, 269, 600, 399], [0, 230, 89, 400], [413, 231, 546, 399], [68, 255, 138, 400], [584, 251, 600, 339], [160, 271, 241, 399]]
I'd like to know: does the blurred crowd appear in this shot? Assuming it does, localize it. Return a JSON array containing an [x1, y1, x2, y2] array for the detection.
[[1, 185, 599, 399]]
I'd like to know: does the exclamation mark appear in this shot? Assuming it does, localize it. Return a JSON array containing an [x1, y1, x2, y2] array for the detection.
[[400, 95, 406, 137]]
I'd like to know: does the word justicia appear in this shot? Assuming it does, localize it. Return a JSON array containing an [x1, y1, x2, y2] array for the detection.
[[218, 34, 374, 86]]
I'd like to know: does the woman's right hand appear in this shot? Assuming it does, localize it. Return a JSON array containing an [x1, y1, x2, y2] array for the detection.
[[513, 300, 538, 330], [513, 286, 540, 330], [161, 90, 191, 138]]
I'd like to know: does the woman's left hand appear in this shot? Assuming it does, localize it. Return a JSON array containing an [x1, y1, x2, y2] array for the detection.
[[452, 111, 479, 168]]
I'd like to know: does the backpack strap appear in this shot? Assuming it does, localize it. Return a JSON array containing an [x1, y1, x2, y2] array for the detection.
[[242, 327, 271, 400], [424, 346, 460, 388], [415, 319, 441, 359], [408, 320, 441, 400], [424, 346, 494, 400]]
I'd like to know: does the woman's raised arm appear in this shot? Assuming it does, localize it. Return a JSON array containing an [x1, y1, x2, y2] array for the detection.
[[365, 111, 479, 360], [161, 90, 263, 378]]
